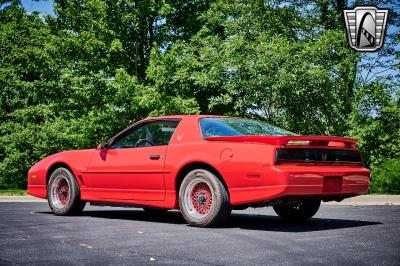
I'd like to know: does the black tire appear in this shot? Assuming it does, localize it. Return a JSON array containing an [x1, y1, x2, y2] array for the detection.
[[179, 169, 231, 227], [47, 167, 86, 215], [143, 208, 168, 216], [273, 199, 321, 221]]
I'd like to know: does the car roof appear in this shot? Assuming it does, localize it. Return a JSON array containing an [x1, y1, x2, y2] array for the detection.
[[144, 114, 230, 120]]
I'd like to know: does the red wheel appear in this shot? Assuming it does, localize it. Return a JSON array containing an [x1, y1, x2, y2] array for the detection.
[[47, 167, 86, 215], [185, 180, 214, 219], [179, 169, 231, 227], [190, 181, 213, 216], [50, 176, 71, 208]]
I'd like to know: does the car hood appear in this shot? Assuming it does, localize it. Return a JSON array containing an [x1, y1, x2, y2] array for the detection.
[[31, 149, 97, 171]]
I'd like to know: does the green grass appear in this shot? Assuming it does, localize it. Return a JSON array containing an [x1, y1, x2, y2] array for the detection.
[[0, 189, 27, 196]]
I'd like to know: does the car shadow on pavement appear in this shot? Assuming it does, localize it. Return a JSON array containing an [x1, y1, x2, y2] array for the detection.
[[80, 209, 187, 224], [38, 209, 381, 232], [226, 213, 381, 232]]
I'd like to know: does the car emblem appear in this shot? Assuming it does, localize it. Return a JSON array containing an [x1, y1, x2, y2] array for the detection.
[[343, 6, 389, 52], [177, 134, 184, 141], [321, 152, 328, 162]]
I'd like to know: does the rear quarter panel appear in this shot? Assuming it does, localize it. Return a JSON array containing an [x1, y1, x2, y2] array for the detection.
[[165, 117, 370, 207], [164, 117, 277, 206]]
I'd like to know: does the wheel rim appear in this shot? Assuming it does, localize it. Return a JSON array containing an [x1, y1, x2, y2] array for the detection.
[[184, 177, 214, 220], [50, 172, 71, 209]]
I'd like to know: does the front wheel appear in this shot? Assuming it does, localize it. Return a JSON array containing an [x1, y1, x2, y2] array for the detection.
[[273, 200, 321, 221], [47, 167, 86, 215], [179, 169, 231, 227]]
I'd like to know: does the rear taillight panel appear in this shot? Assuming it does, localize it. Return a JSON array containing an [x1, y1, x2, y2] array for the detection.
[[275, 148, 363, 165]]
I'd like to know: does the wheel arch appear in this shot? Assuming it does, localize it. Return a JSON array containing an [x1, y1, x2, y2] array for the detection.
[[175, 161, 230, 198], [46, 162, 77, 187]]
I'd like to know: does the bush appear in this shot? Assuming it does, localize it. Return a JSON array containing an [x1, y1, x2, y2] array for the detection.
[[0, 183, 11, 189], [369, 159, 400, 194]]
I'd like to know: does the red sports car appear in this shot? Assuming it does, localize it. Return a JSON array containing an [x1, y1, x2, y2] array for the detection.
[[28, 115, 370, 227]]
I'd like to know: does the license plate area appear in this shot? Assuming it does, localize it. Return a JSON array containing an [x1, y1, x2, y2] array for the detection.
[[323, 176, 342, 193]]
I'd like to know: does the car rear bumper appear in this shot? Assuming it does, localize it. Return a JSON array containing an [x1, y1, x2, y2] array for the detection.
[[229, 165, 370, 205]]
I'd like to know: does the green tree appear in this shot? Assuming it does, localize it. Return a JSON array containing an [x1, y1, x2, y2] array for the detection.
[[0, 1, 199, 188], [349, 82, 400, 163], [0, 0, 399, 193], [51, 0, 215, 81], [148, 0, 359, 135], [348, 82, 400, 193]]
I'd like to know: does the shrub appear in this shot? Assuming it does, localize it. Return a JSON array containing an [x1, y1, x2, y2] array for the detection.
[[369, 159, 400, 194]]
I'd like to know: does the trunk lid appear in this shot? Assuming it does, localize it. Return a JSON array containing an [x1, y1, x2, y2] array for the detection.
[[205, 135, 357, 148], [205, 135, 362, 165]]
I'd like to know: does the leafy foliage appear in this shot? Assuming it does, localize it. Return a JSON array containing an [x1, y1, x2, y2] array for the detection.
[[0, 0, 399, 193], [348, 82, 400, 194], [369, 159, 400, 194], [0, 1, 199, 188], [349, 83, 400, 168], [148, 1, 360, 135]]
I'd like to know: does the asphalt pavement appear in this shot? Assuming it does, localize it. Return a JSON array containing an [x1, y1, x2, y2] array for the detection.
[[0, 202, 399, 265]]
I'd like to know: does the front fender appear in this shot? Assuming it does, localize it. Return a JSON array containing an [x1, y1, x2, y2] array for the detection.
[[27, 149, 96, 198]]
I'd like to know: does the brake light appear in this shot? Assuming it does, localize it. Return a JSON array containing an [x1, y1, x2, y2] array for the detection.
[[287, 140, 310, 146], [328, 141, 346, 148], [286, 140, 349, 147]]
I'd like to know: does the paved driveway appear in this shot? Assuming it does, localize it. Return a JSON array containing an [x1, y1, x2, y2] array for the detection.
[[0, 203, 399, 265]]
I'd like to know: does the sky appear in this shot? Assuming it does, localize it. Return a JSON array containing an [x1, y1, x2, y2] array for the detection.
[[21, 0, 54, 15], [19, 0, 399, 83]]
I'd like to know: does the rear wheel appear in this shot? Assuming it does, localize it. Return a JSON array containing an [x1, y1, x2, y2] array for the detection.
[[47, 167, 86, 215], [273, 199, 320, 221], [179, 169, 231, 227]]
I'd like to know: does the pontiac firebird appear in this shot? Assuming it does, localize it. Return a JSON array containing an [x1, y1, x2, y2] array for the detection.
[[28, 115, 370, 227]]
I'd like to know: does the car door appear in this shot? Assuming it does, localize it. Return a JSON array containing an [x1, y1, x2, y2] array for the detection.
[[86, 120, 180, 201]]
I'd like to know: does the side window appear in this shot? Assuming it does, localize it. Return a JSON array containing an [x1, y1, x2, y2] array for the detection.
[[110, 121, 179, 149]]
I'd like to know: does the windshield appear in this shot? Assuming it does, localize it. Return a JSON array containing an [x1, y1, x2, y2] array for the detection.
[[200, 117, 296, 137]]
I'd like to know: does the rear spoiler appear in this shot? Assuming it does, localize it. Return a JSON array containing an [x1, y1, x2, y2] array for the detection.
[[205, 136, 357, 148]]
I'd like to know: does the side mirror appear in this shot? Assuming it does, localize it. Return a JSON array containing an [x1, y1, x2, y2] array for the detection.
[[98, 143, 109, 150]]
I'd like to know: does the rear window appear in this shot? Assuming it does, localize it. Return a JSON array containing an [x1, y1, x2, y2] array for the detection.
[[200, 118, 296, 137]]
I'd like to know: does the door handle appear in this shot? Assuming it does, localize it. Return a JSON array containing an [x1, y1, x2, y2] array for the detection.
[[149, 154, 161, 160]]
